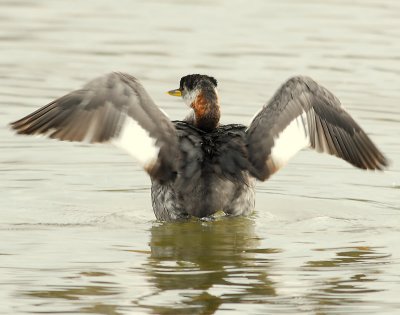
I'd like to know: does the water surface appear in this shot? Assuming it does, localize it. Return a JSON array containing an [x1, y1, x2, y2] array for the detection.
[[1, 0, 399, 314]]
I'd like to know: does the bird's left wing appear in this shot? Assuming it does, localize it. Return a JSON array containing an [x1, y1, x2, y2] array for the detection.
[[10, 72, 178, 181], [246, 76, 388, 181]]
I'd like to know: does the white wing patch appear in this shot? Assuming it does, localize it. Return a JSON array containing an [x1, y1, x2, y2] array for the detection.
[[269, 112, 310, 168], [112, 117, 159, 168]]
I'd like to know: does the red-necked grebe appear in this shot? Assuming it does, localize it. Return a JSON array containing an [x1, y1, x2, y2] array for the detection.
[[10, 73, 388, 221]]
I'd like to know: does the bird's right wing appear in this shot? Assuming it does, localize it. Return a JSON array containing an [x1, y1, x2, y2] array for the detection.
[[246, 76, 388, 181], [10, 72, 179, 182]]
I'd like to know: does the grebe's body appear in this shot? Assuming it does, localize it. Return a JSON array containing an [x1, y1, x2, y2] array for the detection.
[[151, 122, 255, 220], [11, 73, 388, 221]]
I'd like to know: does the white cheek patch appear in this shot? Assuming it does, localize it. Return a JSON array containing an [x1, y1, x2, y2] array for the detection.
[[269, 112, 310, 168], [112, 117, 159, 167], [183, 89, 200, 107]]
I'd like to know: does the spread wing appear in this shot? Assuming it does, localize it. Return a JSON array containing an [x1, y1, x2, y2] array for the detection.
[[10, 72, 178, 182], [246, 76, 388, 181]]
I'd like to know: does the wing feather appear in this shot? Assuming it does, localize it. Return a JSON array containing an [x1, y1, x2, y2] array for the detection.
[[246, 76, 388, 181], [10, 72, 178, 181]]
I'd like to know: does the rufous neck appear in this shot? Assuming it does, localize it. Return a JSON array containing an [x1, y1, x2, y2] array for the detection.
[[191, 89, 220, 132]]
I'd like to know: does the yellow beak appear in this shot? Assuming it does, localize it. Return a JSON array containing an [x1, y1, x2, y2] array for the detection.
[[167, 89, 182, 97]]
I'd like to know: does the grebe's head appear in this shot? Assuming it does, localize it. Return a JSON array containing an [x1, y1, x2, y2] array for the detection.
[[167, 74, 220, 131], [167, 74, 218, 107]]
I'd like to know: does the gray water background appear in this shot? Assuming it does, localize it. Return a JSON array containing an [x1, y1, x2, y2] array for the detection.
[[1, 0, 400, 314]]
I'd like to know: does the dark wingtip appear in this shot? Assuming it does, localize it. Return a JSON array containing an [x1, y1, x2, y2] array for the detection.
[[357, 133, 389, 171], [9, 118, 27, 134], [351, 146, 389, 171], [9, 115, 38, 135], [374, 154, 390, 171]]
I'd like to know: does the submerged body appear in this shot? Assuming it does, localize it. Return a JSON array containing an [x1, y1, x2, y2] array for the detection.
[[10, 73, 388, 221]]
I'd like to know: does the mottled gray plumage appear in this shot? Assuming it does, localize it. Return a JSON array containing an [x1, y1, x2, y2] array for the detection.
[[151, 122, 255, 220], [10, 73, 388, 221], [246, 76, 388, 180], [11, 72, 178, 181]]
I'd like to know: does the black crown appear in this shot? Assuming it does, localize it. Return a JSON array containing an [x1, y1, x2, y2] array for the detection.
[[179, 74, 218, 91]]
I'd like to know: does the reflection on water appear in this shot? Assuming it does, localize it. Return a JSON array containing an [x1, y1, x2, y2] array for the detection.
[[304, 247, 391, 311], [20, 219, 277, 314], [24, 282, 123, 314], [19, 219, 394, 314], [27, 285, 119, 301], [140, 218, 276, 314], [307, 246, 390, 269]]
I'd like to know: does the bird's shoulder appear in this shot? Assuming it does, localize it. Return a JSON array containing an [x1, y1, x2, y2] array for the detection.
[[171, 121, 250, 182], [172, 121, 247, 144]]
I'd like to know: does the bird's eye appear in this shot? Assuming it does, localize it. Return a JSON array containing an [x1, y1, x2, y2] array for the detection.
[[186, 82, 194, 91]]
